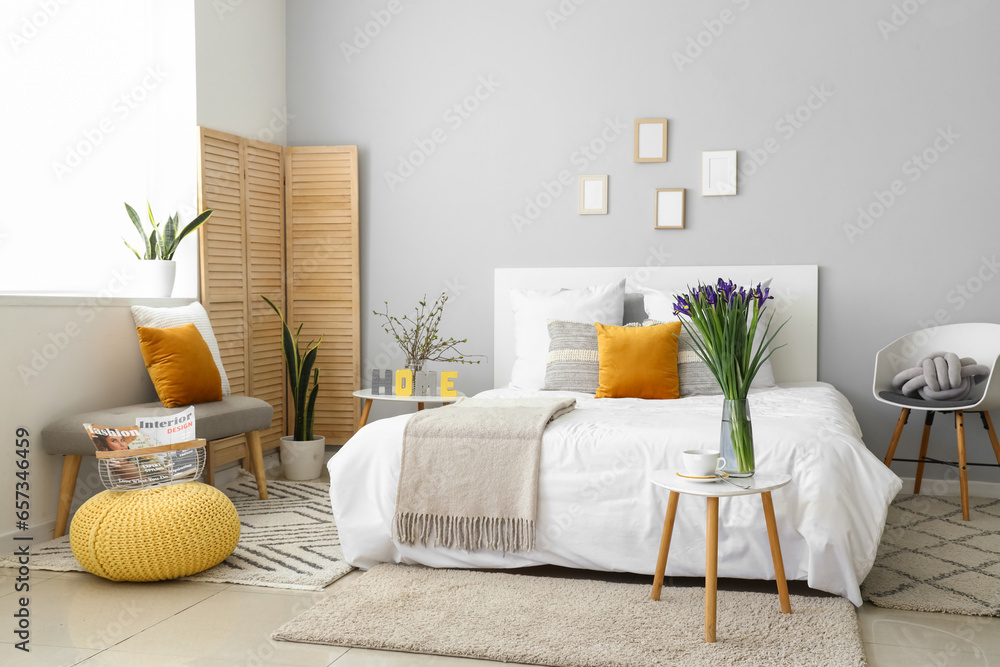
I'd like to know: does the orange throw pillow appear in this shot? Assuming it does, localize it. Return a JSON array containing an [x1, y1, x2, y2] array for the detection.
[[136, 323, 223, 407], [595, 321, 681, 399]]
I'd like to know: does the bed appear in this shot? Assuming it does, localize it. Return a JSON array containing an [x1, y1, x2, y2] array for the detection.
[[329, 265, 902, 606]]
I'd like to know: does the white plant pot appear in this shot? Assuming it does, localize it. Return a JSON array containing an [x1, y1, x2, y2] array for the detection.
[[280, 435, 326, 481], [124, 260, 176, 298]]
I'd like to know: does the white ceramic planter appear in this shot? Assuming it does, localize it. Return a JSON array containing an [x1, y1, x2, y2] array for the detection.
[[125, 260, 177, 297], [279, 435, 326, 481]]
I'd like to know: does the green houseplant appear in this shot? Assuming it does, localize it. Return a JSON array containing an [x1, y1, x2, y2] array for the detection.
[[672, 280, 787, 477], [263, 295, 325, 480], [123, 202, 213, 260], [122, 202, 213, 297]]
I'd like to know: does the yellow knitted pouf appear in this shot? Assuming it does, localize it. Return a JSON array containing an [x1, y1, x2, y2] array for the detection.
[[70, 481, 240, 582]]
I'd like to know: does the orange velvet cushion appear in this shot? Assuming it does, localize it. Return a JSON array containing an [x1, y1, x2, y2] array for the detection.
[[137, 323, 223, 408], [594, 321, 681, 399]]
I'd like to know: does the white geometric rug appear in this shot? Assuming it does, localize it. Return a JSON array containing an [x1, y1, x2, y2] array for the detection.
[[0, 475, 353, 591], [862, 494, 1000, 615]]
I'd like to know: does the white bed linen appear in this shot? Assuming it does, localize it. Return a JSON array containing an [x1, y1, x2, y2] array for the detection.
[[329, 383, 901, 605]]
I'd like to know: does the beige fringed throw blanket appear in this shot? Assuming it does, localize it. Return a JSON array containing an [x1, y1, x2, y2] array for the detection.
[[393, 397, 576, 553]]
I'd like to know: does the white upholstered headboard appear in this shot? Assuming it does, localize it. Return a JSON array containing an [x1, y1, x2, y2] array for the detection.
[[493, 265, 818, 388]]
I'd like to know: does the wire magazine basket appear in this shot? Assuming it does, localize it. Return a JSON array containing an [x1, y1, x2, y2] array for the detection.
[[96, 439, 207, 491]]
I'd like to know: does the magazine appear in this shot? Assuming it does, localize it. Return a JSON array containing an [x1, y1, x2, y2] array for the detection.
[[135, 406, 201, 484], [83, 408, 203, 490], [83, 423, 172, 489], [136, 406, 195, 446]]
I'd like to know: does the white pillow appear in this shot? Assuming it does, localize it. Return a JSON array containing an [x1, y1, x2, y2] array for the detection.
[[509, 279, 626, 390], [131, 302, 231, 397], [637, 283, 777, 389]]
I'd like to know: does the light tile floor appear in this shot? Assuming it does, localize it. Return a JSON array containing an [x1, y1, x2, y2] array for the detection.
[[2, 566, 1000, 666]]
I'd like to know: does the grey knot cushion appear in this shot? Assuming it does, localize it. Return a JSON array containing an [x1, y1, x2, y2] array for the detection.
[[891, 352, 990, 401]]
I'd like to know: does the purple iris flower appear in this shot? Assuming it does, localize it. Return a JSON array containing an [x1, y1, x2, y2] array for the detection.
[[673, 295, 691, 316], [716, 278, 735, 301], [751, 283, 773, 308]]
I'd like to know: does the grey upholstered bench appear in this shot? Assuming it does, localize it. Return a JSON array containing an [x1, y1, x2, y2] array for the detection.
[[42, 395, 273, 538]]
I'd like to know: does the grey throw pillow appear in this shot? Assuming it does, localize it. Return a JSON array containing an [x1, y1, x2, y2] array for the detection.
[[646, 320, 775, 396], [542, 320, 599, 394]]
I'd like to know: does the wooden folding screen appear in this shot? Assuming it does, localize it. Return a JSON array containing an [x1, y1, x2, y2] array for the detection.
[[198, 128, 359, 455], [285, 146, 360, 445], [197, 127, 287, 455]]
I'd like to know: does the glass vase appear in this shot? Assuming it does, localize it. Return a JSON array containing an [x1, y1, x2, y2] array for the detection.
[[720, 398, 755, 477]]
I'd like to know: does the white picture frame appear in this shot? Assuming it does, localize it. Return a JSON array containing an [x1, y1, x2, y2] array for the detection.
[[578, 175, 608, 215], [702, 150, 737, 196], [634, 119, 668, 163], [654, 188, 685, 229]]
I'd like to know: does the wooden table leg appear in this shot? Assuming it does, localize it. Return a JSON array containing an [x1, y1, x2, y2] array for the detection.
[[417, 402, 425, 411], [956, 411, 970, 521], [358, 399, 373, 430], [705, 496, 719, 643], [651, 490, 680, 601], [761, 491, 791, 614]]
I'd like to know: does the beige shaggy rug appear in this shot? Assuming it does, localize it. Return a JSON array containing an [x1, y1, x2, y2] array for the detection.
[[863, 494, 1000, 616], [273, 564, 865, 666], [0, 475, 353, 591]]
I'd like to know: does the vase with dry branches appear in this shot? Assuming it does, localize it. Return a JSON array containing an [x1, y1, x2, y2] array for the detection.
[[373, 292, 484, 372]]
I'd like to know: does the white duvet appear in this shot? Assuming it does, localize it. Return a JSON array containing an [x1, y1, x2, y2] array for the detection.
[[328, 383, 901, 605]]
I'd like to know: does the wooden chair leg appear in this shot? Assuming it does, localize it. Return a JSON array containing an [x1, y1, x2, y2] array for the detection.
[[884, 408, 910, 467], [54, 455, 82, 539], [246, 430, 268, 500], [985, 412, 1000, 468], [914, 411, 935, 494], [705, 496, 719, 644], [956, 411, 970, 521], [651, 490, 679, 601], [762, 492, 791, 614]]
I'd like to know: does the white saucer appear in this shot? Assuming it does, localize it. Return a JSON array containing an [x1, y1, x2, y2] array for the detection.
[[676, 471, 729, 483]]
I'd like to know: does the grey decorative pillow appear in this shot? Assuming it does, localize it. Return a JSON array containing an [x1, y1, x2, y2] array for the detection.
[[676, 328, 724, 397], [542, 320, 599, 393], [644, 320, 775, 396]]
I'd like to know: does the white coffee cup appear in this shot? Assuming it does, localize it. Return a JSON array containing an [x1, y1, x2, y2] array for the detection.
[[682, 449, 727, 477]]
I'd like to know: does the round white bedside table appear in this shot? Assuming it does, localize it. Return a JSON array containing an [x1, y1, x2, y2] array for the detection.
[[648, 470, 792, 643], [352, 388, 466, 430]]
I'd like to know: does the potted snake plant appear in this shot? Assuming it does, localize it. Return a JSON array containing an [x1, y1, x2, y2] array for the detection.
[[263, 295, 325, 480], [123, 202, 213, 297]]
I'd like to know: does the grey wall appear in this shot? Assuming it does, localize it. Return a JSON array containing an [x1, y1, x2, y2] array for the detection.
[[286, 0, 1000, 482]]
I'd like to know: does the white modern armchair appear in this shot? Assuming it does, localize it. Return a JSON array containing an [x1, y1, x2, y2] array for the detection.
[[873, 323, 1000, 520]]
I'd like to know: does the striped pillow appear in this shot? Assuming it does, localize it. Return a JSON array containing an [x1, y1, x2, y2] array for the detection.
[[646, 320, 775, 395], [542, 320, 599, 393], [131, 302, 231, 397]]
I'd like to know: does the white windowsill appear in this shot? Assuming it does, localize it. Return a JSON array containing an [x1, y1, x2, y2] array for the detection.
[[0, 294, 197, 307]]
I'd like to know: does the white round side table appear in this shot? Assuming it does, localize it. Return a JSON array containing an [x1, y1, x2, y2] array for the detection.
[[352, 388, 465, 430], [648, 470, 792, 643]]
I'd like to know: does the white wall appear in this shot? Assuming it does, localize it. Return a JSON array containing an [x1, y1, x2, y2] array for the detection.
[[0, 0, 199, 297], [195, 0, 287, 145], [0, 296, 191, 551], [286, 0, 1000, 483]]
